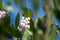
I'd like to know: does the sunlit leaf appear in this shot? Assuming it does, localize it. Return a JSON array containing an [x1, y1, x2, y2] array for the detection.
[[22, 29, 31, 40]]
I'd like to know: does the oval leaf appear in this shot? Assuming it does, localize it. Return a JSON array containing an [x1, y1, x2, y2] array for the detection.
[[15, 12, 20, 28]]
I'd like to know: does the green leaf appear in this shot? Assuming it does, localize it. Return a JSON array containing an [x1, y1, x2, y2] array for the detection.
[[0, 13, 10, 33], [30, 19, 35, 32], [50, 24, 57, 36], [8, 24, 22, 38], [54, 24, 60, 34], [35, 18, 44, 30], [23, 7, 33, 18], [49, 32, 57, 40], [53, 0, 60, 8], [22, 29, 31, 40], [48, 24, 58, 40], [35, 18, 47, 34], [49, 29, 57, 40], [15, 12, 20, 28], [31, 30, 43, 40], [0, 23, 8, 37], [53, 8, 60, 20], [0, 25, 8, 34], [0, 0, 2, 8], [0, 14, 11, 37], [3, 14, 10, 25]]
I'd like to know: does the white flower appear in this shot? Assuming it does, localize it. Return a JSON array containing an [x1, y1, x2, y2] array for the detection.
[[27, 21, 30, 23], [26, 17, 30, 21], [25, 25, 30, 29], [20, 22, 25, 26], [27, 17, 30, 20], [22, 19, 27, 23], [17, 16, 30, 33], [20, 16, 30, 29], [0, 10, 6, 18], [25, 18, 29, 21], [2, 11, 6, 14]]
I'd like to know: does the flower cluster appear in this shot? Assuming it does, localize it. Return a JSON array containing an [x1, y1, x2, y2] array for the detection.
[[20, 16, 30, 29], [17, 16, 30, 33], [0, 10, 6, 18]]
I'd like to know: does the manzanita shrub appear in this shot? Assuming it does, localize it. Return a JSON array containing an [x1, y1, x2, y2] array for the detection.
[[0, 0, 60, 40]]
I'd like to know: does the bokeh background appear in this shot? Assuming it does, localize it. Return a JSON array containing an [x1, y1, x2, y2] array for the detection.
[[1, 0, 60, 40]]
